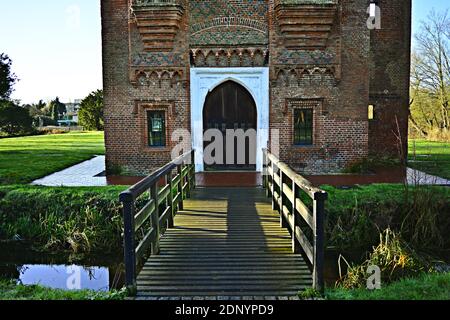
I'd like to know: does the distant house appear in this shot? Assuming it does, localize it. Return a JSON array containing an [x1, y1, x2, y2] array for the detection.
[[59, 99, 82, 126]]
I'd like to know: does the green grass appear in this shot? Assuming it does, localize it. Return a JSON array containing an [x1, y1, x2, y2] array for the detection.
[[0, 279, 126, 300], [0, 132, 105, 184], [0, 185, 127, 253], [326, 272, 450, 300], [409, 139, 450, 180], [321, 184, 450, 251]]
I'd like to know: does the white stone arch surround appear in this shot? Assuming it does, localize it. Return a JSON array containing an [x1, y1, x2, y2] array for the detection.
[[190, 67, 270, 172]]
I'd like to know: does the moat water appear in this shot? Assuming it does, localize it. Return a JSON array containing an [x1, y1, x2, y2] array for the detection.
[[0, 242, 124, 291]]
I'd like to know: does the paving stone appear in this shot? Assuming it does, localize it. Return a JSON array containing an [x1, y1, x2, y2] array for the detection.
[[31, 156, 107, 187]]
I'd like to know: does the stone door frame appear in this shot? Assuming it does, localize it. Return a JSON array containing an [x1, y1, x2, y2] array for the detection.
[[190, 67, 270, 172]]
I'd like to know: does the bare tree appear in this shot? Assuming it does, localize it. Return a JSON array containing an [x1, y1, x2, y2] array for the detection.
[[410, 53, 429, 137], [413, 9, 450, 132]]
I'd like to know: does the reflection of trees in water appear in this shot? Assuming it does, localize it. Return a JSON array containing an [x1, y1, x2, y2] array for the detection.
[[110, 263, 125, 290], [0, 263, 126, 291], [0, 265, 21, 280], [83, 264, 125, 290], [84, 266, 98, 281]]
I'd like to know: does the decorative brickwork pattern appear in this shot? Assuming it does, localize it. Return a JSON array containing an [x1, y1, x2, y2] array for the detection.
[[101, 0, 411, 175], [369, 0, 412, 161]]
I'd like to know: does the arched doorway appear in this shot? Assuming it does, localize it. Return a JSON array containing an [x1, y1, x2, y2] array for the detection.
[[203, 81, 257, 171]]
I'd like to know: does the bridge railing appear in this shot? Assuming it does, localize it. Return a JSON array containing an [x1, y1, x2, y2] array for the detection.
[[263, 149, 327, 293], [119, 150, 195, 294]]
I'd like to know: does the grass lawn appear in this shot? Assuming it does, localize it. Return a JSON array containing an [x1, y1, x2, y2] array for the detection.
[[408, 139, 450, 180], [0, 279, 125, 300], [326, 272, 450, 300], [320, 184, 449, 251], [0, 185, 127, 252], [0, 132, 105, 185]]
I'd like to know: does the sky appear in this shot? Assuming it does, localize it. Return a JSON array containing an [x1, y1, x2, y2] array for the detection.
[[0, 1, 102, 104], [0, 0, 449, 104]]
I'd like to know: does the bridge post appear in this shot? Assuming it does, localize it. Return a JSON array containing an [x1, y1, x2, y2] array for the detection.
[[262, 150, 267, 189], [292, 182, 300, 253], [186, 161, 192, 199], [313, 191, 327, 293], [265, 152, 271, 198], [177, 164, 184, 210], [150, 184, 161, 255], [191, 150, 196, 190], [279, 170, 288, 228], [271, 161, 276, 210], [120, 191, 137, 295], [168, 170, 174, 228]]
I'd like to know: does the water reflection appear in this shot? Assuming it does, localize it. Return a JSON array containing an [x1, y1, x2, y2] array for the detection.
[[0, 242, 124, 291], [17, 265, 110, 291]]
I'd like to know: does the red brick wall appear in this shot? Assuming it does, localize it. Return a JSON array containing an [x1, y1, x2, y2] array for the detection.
[[269, 0, 370, 173], [369, 0, 412, 161], [101, 0, 411, 175], [102, 0, 190, 175]]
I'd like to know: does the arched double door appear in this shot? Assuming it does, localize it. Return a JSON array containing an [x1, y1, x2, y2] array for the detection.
[[203, 81, 257, 171]]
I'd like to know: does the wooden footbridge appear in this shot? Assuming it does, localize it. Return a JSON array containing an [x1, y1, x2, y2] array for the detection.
[[120, 150, 327, 299]]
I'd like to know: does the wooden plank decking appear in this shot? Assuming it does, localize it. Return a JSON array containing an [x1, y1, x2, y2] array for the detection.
[[136, 187, 312, 298]]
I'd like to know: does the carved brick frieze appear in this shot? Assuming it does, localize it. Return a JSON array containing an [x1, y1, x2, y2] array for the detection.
[[130, 66, 186, 87], [273, 64, 340, 86], [131, 0, 185, 51], [190, 48, 269, 67], [275, 0, 338, 49]]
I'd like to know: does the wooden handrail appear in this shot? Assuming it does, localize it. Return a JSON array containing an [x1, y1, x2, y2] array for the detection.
[[262, 149, 327, 293], [120, 150, 195, 295]]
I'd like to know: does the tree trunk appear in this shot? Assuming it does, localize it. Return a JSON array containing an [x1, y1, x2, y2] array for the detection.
[[408, 114, 428, 137]]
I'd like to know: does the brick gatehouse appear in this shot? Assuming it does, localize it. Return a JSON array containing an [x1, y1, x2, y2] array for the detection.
[[101, 0, 411, 175]]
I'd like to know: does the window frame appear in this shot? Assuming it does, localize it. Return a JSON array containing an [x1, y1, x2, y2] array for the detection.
[[136, 101, 173, 152], [293, 108, 314, 146], [368, 104, 375, 120], [147, 110, 167, 147]]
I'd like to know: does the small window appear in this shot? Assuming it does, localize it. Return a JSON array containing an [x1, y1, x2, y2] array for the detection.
[[147, 110, 166, 147], [368, 105, 375, 120], [369, 3, 377, 18], [294, 109, 313, 146]]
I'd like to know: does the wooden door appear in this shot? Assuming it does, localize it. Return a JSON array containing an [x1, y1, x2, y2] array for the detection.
[[203, 81, 257, 171]]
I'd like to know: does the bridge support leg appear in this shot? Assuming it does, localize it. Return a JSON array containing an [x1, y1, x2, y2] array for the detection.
[[177, 165, 184, 211], [292, 183, 300, 253], [313, 192, 327, 293], [262, 150, 268, 190], [279, 171, 288, 229], [271, 162, 276, 211], [122, 194, 137, 295], [191, 152, 196, 191], [168, 170, 174, 228], [150, 184, 161, 255]]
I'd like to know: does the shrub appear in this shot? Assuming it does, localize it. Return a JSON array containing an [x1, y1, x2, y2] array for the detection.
[[400, 183, 449, 249], [78, 90, 103, 131], [323, 185, 450, 252], [38, 127, 69, 135], [409, 127, 450, 142], [0, 100, 33, 136], [343, 156, 401, 174], [35, 116, 58, 127], [327, 272, 450, 300], [336, 229, 432, 289], [0, 186, 125, 253]]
